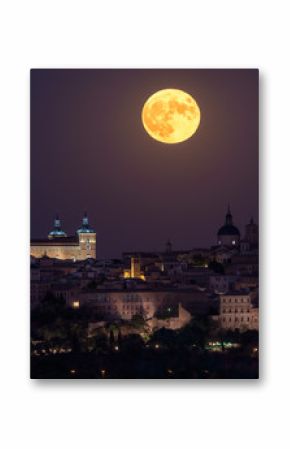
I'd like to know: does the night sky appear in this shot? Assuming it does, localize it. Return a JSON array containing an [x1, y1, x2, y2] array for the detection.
[[31, 69, 258, 259]]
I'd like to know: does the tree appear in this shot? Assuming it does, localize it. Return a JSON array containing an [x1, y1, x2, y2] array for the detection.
[[150, 328, 177, 349], [178, 316, 209, 350]]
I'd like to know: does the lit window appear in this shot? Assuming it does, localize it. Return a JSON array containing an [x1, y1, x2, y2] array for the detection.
[[72, 300, 80, 309]]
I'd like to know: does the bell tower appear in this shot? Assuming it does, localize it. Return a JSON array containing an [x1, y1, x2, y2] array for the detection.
[[48, 214, 67, 239], [77, 212, 96, 259], [245, 217, 258, 248]]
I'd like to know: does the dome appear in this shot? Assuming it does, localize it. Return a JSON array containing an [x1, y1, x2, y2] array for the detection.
[[77, 213, 95, 234], [217, 206, 240, 243], [218, 224, 240, 236], [48, 215, 67, 239], [48, 229, 67, 238]]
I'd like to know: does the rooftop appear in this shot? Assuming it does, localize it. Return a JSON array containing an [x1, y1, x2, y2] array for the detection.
[[31, 236, 79, 246]]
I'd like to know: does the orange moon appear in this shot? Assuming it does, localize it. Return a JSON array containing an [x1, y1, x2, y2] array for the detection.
[[141, 88, 201, 144]]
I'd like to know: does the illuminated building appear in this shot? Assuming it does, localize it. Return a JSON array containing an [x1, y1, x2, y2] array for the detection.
[[123, 256, 146, 280], [31, 213, 96, 260], [68, 286, 208, 323], [219, 291, 259, 331]]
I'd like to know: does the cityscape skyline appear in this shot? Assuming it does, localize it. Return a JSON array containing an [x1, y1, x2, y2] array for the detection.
[[31, 69, 258, 258], [31, 206, 256, 258]]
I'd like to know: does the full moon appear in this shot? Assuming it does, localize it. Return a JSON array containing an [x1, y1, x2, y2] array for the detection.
[[142, 88, 200, 144]]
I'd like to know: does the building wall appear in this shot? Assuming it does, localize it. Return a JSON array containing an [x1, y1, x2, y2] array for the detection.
[[78, 232, 97, 260], [31, 232, 96, 260], [148, 303, 191, 331], [209, 275, 236, 294], [69, 289, 207, 321], [73, 290, 160, 320], [219, 293, 258, 331]]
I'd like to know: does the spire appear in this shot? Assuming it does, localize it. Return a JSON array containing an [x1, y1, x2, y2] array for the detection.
[[54, 214, 61, 229], [225, 204, 233, 225], [166, 238, 172, 253], [48, 214, 67, 238], [82, 211, 89, 226], [77, 212, 95, 234]]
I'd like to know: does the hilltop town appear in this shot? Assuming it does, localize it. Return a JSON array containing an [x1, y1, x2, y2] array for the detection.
[[31, 207, 259, 378]]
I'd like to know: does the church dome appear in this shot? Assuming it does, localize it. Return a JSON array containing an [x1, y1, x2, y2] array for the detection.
[[218, 224, 240, 236], [48, 215, 67, 239], [217, 206, 240, 246], [77, 212, 95, 234]]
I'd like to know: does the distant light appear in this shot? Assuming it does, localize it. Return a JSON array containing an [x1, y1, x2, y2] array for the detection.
[[114, 346, 119, 351], [232, 240, 236, 245], [155, 344, 160, 349], [72, 300, 80, 309], [101, 369, 106, 377], [70, 369, 76, 374]]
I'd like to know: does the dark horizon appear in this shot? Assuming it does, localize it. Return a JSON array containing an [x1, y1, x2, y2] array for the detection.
[[31, 69, 258, 258]]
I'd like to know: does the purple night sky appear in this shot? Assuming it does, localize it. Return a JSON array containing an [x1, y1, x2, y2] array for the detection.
[[31, 69, 258, 258]]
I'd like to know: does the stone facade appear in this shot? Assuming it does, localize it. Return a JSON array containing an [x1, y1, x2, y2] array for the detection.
[[68, 288, 209, 321], [31, 214, 96, 261], [31, 232, 96, 261], [219, 291, 258, 331]]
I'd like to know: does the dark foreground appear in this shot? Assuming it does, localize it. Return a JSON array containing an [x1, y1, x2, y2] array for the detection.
[[31, 296, 259, 379], [31, 335, 259, 379]]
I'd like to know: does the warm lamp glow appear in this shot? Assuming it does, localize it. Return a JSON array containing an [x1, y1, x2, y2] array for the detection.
[[142, 88, 200, 144]]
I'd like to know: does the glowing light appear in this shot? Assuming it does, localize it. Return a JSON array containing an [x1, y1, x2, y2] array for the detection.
[[123, 270, 131, 279], [142, 88, 200, 144], [72, 300, 80, 309]]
